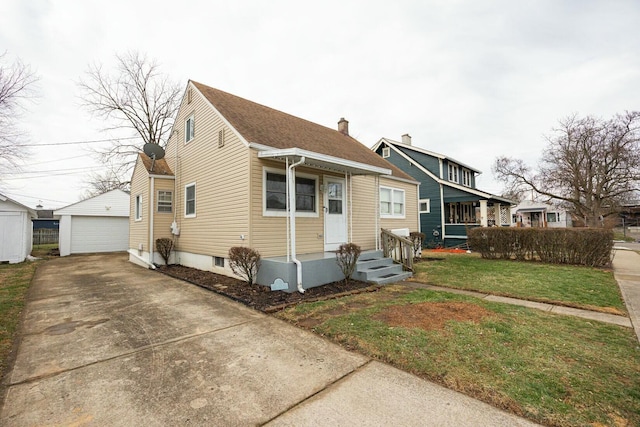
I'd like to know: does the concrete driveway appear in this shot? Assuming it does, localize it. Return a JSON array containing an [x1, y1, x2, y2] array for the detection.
[[1, 253, 538, 426]]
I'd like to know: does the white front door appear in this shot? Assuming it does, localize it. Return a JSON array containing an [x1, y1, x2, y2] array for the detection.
[[324, 177, 347, 251]]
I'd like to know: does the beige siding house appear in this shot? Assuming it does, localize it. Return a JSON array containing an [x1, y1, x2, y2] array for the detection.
[[129, 80, 419, 292]]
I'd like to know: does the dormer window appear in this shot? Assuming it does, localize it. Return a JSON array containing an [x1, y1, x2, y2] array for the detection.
[[462, 169, 472, 187], [382, 147, 390, 158], [448, 163, 459, 183]]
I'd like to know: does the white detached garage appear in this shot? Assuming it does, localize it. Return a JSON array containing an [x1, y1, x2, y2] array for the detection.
[[0, 193, 36, 263], [54, 189, 130, 257]]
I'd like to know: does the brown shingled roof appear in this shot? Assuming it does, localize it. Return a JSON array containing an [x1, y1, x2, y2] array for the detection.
[[191, 81, 415, 182], [140, 153, 174, 176]]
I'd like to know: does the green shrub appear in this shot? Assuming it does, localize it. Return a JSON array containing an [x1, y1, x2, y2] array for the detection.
[[468, 227, 613, 267], [155, 238, 174, 265], [336, 243, 362, 282], [228, 246, 261, 285]]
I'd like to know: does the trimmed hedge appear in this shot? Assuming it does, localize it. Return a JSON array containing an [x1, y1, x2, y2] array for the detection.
[[467, 227, 613, 267]]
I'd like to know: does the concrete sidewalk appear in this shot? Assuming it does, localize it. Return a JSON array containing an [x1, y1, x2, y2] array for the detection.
[[405, 284, 632, 328], [612, 244, 640, 342], [0, 253, 538, 426]]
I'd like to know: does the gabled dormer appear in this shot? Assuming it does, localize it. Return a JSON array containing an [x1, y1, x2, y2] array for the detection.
[[373, 135, 480, 189], [445, 160, 476, 188]]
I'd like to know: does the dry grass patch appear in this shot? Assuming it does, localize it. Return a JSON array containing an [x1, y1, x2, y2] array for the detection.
[[374, 302, 496, 331]]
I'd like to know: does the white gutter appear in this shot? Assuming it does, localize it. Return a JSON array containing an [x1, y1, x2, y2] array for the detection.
[[288, 156, 306, 293], [255, 146, 391, 176]]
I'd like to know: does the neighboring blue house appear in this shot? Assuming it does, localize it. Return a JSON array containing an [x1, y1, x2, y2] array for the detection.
[[372, 134, 515, 248]]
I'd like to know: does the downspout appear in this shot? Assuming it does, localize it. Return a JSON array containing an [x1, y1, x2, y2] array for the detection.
[[149, 176, 155, 266], [286, 157, 290, 262], [439, 182, 445, 240], [347, 171, 352, 243], [288, 156, 306, 293], [375, 175, 380, 250], [129, 249, 157, 269]]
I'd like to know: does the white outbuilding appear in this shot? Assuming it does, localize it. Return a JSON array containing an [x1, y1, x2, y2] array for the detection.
[[54, 189, 130, 256], [0, 193, 36, 263]]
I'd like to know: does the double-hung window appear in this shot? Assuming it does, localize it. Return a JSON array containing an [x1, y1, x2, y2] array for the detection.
[[157, 190, 172, 213], [134, 195, 142, 221], [264, 168, 317, 216], [462, 169, 471, 187], [185, 183, 196, 217], [380, 187, 405, 218], [185, 115, 195, 143], [448, 163, 459, 183]]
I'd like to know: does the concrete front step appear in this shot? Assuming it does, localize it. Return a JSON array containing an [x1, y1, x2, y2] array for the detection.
[[368, 271, 413, 285], [354, 252, 412, 285]]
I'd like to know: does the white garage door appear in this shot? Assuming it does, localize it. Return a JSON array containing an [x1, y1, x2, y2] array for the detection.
[[70, 216, 129, 254], [0, 212, 24, 262]]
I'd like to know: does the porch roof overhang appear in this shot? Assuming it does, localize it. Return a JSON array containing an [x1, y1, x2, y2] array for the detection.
[[252, 144, 392, 176], [515, 208, 547, 213]]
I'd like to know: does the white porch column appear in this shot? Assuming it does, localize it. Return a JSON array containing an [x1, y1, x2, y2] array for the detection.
[[495, 203, 501, 226], [480, 200, 488, 227]]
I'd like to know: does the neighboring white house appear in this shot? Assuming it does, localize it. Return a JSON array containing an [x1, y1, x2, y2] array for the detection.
[[0, 193, 36, 263], [54, 189, 130, 256], [512, 200, 572, 228]]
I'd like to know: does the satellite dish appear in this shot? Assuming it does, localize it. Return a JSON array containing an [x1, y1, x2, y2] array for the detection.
[[143, 143, 165, 160]]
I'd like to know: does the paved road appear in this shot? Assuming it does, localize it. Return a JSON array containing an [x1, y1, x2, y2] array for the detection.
[[0, 253, 538, 426]]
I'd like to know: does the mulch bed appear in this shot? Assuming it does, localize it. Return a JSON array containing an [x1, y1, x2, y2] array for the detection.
[[157, 264, 381, 312]]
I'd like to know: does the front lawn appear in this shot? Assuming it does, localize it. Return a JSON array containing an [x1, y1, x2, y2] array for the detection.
[[0, 260, 39, 380], [412, 253, 626, 315], [275, 285, 640, 427]]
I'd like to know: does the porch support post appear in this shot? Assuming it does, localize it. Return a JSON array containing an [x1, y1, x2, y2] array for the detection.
[[495, 203, 501, 226], [480, 200, 488, 227], [288, 156, 306, 293]]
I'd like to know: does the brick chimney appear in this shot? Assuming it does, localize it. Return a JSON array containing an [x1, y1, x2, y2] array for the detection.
[[338, 117, 349, 135], [402, 133, 412, 145]]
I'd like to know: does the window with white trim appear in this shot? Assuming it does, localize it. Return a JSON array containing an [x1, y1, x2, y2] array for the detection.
[[214, 256, 225, 267], [547, 212, 558, 223], [185, 183, 196, 217], [462, 169, 472, 187], [448, 163, 459, 183], [419, 199, 431, 214], [157, 190, 172, 213], [185, 115, 195, 143], [380, 187, 405, 218], [135, 195, 142, 221], [263, 168, 318, 216], [382, 147, 390, 158]]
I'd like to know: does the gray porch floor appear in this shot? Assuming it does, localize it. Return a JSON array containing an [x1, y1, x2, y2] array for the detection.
[[257, 250, 411, 292]]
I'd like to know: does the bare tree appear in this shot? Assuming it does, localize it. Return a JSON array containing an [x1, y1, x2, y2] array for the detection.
[[494, 112, 640, 227], [0, 52, 38, 175], [82, 168, 130, 199], [77, 51, 181, 181]]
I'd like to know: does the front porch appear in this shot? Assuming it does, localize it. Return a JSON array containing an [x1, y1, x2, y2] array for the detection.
[[257, 249, 411, 293]]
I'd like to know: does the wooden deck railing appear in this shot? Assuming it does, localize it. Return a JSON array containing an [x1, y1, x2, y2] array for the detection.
[[380, 228, 414, 272]]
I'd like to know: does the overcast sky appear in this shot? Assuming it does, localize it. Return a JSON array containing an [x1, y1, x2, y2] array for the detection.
[[1, 0, 639, 209]]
